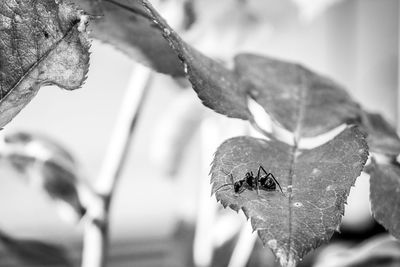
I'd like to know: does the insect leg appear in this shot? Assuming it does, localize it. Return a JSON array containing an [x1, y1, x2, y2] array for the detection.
[[214, 183, 232, 193], [259, 165, 269, 176], [266, 173, 283, 193]]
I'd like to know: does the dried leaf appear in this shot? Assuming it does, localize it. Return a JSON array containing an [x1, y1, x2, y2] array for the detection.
[[0, 131, 87, 218], [360, 112, 400, 156], [0, 0, 90, 128], [140, 1, 362, 137], [0, 230, 72, 266], [211, 127, 368, 266], [368, 160, 400, 239], [68, 0, 184, 76]]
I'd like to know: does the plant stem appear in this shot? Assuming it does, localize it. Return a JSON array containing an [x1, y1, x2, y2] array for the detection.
[[227, 221, 257, 267], [81, 63, 153, 267]]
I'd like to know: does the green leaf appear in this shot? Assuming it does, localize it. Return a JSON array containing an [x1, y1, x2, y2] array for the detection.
[[360, 112, 400, 156], [140, 1, 362, 137], [0, 131, 87, 218], [0, 230, 72, 266], [211, 127, 368, 266], [68, 0, 184, 76], [368, 160, 400, 239], [0, 0, 90, 128]]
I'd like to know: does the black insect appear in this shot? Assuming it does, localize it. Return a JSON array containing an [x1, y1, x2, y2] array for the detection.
[[217, 166, 283, 194]]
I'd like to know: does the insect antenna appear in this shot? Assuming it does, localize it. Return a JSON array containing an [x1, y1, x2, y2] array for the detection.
[[213, 169, 234, 193]]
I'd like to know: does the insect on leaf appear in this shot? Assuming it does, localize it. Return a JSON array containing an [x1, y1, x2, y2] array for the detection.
[[0, 0, 90, 128], [139, 1, 362, 137], [368, 160, 400, 240], [211, 126, 368, 266], [0, 229, 72, 266], [0, 131, 88, 220]]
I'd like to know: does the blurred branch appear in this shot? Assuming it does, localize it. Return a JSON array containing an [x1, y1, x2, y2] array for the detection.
[[193, 118, 221, 267], [81, 64, 153, 267], [227, 221, 257, 267]]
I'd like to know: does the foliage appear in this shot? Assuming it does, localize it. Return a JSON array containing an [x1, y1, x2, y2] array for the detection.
[[0, 230, 72, 267], [1, 0, 400, 266], [211, 127, 368, 266], [0, 131, 88, 218], [368, 160, 400, 240], [0, 0, 90, 128]]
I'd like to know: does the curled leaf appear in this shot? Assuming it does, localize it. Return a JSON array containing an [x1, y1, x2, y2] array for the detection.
[[211, 127, 368, 266], [0, 131, 88, 219], [0, 0, 90, 128]]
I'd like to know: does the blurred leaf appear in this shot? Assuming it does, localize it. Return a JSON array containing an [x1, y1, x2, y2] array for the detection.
[[0, 131, 87, 219], [314, 235, 400, 267], [211, 127, 368, 266], [0, 0, 90, 128], [181, 0, 297, 59], [360, 112, 400, 156], [0, 230, 72, 266], [140, 1, 362, 137], [368, 160, 400, 240], [68, 0, 184, 76]]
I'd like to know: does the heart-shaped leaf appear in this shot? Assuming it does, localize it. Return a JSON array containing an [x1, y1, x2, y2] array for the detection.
[[211, 126, 368, 266], [0, 0, 90, 128], [368, 160, 400, 239], [0, 230, 72, 266], [0, 131, 87, 219], [360, 112, 400, 156], [140, 1, 362, 137]]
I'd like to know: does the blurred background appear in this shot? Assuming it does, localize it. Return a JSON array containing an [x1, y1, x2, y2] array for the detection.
[[0, 0, 399, 266]]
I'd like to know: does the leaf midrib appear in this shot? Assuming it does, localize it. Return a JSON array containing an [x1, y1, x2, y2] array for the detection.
[[287, 73, 308, 261]]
